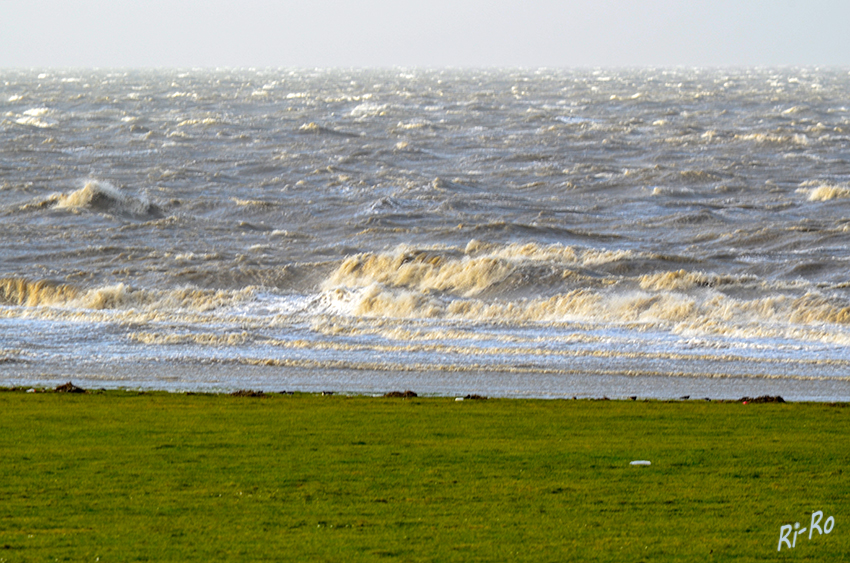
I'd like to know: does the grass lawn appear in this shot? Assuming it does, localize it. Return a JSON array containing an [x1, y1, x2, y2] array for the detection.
[[0, 389, 847, 561]]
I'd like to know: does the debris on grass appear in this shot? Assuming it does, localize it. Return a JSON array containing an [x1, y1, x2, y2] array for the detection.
[[383, 390, 418, 398], [230, 389, 265, 398], [54, 382, 86, 394], [739, 395, 785, 404]]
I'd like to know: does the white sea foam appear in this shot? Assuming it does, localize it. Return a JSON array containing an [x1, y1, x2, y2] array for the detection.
[[800, 183, 850, 201], [13, 107, 56, 128], [350, 103, 389, 118]]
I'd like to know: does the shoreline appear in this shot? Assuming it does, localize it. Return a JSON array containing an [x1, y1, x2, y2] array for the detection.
[[0, 381, 835, 405], [5, 362, 850, 401]]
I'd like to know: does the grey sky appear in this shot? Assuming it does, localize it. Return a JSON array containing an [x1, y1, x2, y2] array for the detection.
[[2, 0, 849, 68]]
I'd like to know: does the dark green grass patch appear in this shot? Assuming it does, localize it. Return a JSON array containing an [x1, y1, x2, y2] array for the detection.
[[0, 391, 847, 561]]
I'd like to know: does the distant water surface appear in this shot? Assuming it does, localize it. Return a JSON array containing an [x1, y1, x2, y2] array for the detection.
[[3, 68, 850, 400]]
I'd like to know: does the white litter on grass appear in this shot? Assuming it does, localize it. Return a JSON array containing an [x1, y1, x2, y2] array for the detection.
[[630, 460, 651, 466], [455, 397, 464, 401]]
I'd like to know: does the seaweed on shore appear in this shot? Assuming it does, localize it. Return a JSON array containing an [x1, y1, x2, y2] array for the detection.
[[739, 395, 785, 404], [54, 382, 86, 394], [230, 389, 265, 398], [383, 390, 418, 398]]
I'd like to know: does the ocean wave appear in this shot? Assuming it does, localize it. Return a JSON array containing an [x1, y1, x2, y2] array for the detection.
[[638, 270, 750, 291], [317, 242, 850, 345], [20, 180, 162, 218], [231, 197, 282, 208], [45, 180, 162, 218], [322, 242, 639, 298], [11, 107, 57, 128], [734, 132, 810, 146], [298, 122, 362, 137], [14, 115, 57, 129], [323, 247, 513, 298], [128, 331, 251, 346], [321, 281, 850, 344], [176, 117, 220, 127], [799, 183, 850, 201], [350, 103, 389, 118], [0, 277, 254, 312], [0, 278, 80, 307], [391, 120, 434, 132]]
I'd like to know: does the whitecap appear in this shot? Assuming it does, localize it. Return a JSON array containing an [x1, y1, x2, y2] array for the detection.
[[54, 180, 160, 217], [799, 184, 850, 202]]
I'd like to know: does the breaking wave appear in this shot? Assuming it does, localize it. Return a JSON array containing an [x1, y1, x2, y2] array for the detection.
[[323, 280, 850, 345], [0, 278, 80, 307], [321, 241, 638, 298], [0, 277, 253, 312], [800, 183, 850, 202], [12, 107, 57, 128], [50, 180, 161, 217], [319, 242, 850, 345]]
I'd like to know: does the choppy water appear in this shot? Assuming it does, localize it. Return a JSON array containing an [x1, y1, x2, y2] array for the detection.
[[3, 68, 850, 399]]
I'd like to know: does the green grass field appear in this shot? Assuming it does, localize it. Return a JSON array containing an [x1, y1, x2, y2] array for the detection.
[[0, 389, 847, 562]]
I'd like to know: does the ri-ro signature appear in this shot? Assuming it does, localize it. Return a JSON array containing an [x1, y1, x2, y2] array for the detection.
[[777, 511, 835, 551]]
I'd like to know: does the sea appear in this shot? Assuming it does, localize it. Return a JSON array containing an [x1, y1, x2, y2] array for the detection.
[[2, 67, 850, 400]]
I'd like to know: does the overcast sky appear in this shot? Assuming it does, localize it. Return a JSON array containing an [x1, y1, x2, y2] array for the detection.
[[2, 0, 849, 68]]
